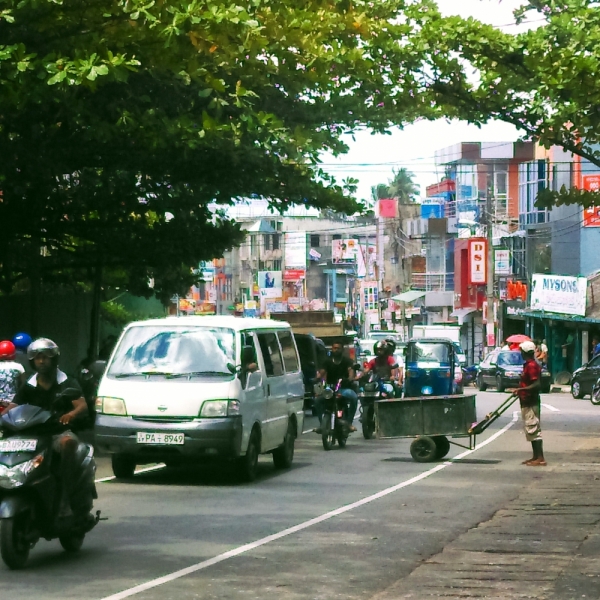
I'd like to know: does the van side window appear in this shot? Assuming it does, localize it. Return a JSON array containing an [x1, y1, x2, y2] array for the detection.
[[241, 332, 260, 371], [257, 332, 284, 377], [277, 331, 299, 373]]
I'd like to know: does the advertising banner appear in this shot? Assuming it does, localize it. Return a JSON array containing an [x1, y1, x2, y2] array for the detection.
[[258, 270, 282, 289], [582, 175, 600, 227], [468, 239, 487, 284], [530, 273, 587, 317], [284, 232, 307, 268], [494, 249, 511, 275], [361, 281, 379, 312], [332, 239, 360, 264], [259, 287, 282, 299], [283, 269, 306, 282]]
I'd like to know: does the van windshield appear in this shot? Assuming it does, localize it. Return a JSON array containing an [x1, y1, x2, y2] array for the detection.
[[108, 326, 236, 378]]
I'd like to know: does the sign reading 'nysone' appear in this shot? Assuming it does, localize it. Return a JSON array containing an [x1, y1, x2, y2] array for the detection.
[[530, 273, 587, 317]]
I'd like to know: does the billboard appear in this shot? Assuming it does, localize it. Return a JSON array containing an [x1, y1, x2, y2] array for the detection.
[[494, 249, 511, 275], [332, 238, 360, 264], [582, 175, 600, 227], [284, 232, 307, 268], [258, 270, 282, 289], [530, 273, 587, 317], [468, 239, 487, 284]]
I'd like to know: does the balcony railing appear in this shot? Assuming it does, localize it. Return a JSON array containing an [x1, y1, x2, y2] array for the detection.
[[411, 272, 455, 292]]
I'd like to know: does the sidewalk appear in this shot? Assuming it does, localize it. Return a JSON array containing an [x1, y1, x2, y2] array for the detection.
[[371, 442, 600, 599]]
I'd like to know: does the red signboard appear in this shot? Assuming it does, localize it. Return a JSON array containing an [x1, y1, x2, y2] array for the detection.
[[582, 174, 600, 227], [283, 269, 306, 281]]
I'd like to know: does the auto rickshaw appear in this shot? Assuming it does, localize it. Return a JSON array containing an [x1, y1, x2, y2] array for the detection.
[[404, 337, 462, 397]]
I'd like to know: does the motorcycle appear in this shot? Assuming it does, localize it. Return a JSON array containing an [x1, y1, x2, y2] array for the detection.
[[0, 392, 100, 569], [320, 380, 351, 451], [461, 365, 478, 387], [591, 377, 600, 406], [359, 374, 395, 440]]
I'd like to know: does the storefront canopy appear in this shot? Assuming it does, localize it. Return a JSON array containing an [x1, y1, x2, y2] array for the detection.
[[449, 307, 478, 325], [391, 290, 426, 303], [521, 310, 600, 325]]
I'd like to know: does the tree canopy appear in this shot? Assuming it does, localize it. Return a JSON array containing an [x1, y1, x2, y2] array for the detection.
[[371, 168, 419, 203], [0, 0, 460, 299], [423, 0, 600, 208]]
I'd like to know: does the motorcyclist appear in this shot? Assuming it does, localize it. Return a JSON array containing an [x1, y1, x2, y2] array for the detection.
[[314, 342, 359, 433], [0, 341, 25, 409], [365, 341, 401, 395], [2, 338, 89, 517], [12, 332, 33, 377]]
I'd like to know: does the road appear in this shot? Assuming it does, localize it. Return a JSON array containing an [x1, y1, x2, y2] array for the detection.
[[1, 390, 593, 599]]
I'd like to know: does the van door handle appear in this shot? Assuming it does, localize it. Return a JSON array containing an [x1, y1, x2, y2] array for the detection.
[[267, 384, 270, 396]]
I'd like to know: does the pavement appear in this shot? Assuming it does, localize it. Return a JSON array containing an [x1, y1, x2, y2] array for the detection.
[[371, 394, 600, 600]]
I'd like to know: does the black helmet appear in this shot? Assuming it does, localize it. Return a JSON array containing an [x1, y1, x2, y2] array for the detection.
[[384, 338, 397, 354], [374, 341, 388, 354]]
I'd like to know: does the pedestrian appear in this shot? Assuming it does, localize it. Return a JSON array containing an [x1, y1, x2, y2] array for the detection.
[[511, 340, 546, 467], [0, 341, 25, 409], [592, 336, 600, 357]]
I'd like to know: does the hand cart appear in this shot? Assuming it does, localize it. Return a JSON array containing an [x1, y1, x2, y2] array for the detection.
[[375, 393, 518, 462]]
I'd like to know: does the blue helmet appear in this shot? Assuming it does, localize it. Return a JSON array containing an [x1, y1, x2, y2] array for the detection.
[[12, 332, 32, 351]]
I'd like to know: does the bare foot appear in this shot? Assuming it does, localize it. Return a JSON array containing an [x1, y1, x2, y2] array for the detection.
[[526, 458, 547, 467]]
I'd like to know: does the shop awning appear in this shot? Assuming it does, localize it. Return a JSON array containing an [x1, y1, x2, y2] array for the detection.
[[391, 290, 426, 303], [521, 310, 600, 324], [450, 307, 478, 325]]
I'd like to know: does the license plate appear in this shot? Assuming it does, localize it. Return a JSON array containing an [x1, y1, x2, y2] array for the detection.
[[0, 439, 37, 452], [136, 432, 185, 445]]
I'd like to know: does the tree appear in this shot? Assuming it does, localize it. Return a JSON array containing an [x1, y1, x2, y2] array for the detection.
[[422, 0, 600, 209], [371, 168, 418, 203]]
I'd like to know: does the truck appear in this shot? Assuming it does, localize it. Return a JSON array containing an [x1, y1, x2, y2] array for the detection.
[[411, 324, 466, 366], [269, 311, 356, 411]]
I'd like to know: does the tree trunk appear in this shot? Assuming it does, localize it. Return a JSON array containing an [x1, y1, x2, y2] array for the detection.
[[88, 263, 103, 361]]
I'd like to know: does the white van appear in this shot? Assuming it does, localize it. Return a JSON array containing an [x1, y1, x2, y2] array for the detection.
[[94, 316, 304, 482]]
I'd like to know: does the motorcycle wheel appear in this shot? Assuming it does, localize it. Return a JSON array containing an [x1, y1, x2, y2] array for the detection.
[[362, 408, 375, 440], [591, 385, 600, 406], [59, 532, 85, 553], [321, 415, 335, 451], [337, 429, 348, 448], [0, 516, 30, 570]]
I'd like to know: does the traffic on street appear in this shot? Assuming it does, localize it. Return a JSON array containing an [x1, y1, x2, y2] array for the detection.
[[1, 390, 598, 600]]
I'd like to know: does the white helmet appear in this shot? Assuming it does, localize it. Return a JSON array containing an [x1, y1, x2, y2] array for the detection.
[[519, 340, 536, 354], [27, 338, 60, 360]]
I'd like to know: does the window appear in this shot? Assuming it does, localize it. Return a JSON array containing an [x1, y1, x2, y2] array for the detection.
[[257, 332, 285, 377], [277, 331, 299, 372], [273, 234, 281, 250], [310, 234, 320, 247], [264, 234, 272, 250]]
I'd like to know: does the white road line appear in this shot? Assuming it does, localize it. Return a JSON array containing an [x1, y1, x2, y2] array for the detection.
[[95, 464, 166, 484], [100, 411, 519, 600], [542, 403, 560, 412]]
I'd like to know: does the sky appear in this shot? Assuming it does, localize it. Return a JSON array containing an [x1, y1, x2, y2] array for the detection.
[[321, 0, 537, 204]]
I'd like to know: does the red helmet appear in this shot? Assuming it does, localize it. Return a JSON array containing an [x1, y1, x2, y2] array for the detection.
[[0, 340, 16, 360]]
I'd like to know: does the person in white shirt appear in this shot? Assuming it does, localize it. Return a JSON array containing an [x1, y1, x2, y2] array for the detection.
[[0, 340, 25, 408]]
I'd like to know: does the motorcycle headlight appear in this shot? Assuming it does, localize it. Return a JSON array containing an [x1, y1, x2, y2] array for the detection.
[[323, 388, 334, 400], [0, 452, 45, 489], [382, 384, 394, 394]]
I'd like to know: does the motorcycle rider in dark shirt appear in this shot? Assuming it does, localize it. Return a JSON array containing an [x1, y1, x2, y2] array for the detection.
[[2, 338, 89, 517]]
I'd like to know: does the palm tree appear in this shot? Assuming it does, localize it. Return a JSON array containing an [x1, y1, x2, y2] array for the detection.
[[370, 168, 419, 203]]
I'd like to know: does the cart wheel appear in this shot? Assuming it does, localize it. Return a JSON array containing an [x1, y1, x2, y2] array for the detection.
[[410, 436, 438, 463], [432, 436, 451, 459]]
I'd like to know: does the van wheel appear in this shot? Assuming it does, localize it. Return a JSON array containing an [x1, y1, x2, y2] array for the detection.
[[237, 431, 259, 482], [111, 454, 136, 479], [273, 421, 295, 469]]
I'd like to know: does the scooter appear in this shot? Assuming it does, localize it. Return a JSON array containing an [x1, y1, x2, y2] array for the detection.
[[0, 394, 100, 569], [359, 373, 395, 440], [320, 380, 351, 451]]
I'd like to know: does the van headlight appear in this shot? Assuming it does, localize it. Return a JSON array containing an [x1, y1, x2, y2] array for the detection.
[[95, 396, 127, 416], [199, 400, 240, 418], [0, 452, 45, 489]]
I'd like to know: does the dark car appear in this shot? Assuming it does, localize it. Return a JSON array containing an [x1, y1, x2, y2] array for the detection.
[[571, 353, 600, 399], [477, 350, 552, 394]]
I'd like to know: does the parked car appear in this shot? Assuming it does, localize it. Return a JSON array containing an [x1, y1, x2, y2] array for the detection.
[[571, 353, 600, 399], [477, 349, 552, 393]]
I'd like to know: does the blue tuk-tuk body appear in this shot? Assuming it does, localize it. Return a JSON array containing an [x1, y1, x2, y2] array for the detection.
[[404, 338, 460, 397]]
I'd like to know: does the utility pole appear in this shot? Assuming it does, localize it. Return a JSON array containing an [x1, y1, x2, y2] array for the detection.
[[486, 192, 495, 354]]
